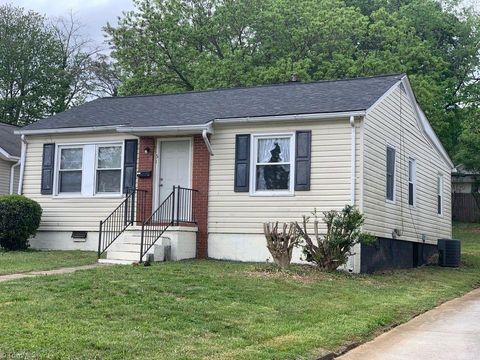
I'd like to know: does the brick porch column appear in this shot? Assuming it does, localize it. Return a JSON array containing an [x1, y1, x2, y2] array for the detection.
[[137, 137, 155, 223], [192, 134, 210, 259]]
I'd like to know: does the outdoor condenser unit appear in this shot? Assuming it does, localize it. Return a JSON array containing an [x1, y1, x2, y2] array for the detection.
[[437, 239, 461, 267]]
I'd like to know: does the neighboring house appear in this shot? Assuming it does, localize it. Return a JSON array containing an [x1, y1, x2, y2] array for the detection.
[[15, 74, 453, 272], [452, 165, 480, 222], [0, 123, 21, 195], [452, 164, 479, 194]]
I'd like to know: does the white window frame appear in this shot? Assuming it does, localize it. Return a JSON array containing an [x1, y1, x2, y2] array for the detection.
[[437, 174, 443, 216], [56, 145, 84, 195], [53, 141, 124, 198], [408, 158, 416, 207], [94, 144, 124, 195], [250, 132, 295, 196], [385, 144, 396, 203]]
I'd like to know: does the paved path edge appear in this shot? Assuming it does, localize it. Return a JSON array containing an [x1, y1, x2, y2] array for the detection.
[[0, 263, 107, 283]]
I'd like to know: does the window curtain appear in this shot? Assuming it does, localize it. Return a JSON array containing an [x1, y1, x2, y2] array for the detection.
[[257, 138, 290, 163], [256, 137, 291, 191]]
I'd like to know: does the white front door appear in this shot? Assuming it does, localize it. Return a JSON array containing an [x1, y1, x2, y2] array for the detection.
[[157, 139, 191, 206]]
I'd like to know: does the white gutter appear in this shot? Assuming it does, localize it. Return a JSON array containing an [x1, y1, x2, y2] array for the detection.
[[117, 123, 211, 133], [350, 115, 356, 205], [0, 147, 20, 162], [17, 135, 27, 195], [14, 125, 122, 136], [214, 111, 366, 124], [9, 161, 20, 194]]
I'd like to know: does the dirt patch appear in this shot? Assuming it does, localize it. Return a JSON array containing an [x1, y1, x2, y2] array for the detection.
[[242, 264, 332, 283]]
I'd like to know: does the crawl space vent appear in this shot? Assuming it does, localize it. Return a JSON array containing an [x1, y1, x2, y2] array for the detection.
[[71, 231, 88, 242]]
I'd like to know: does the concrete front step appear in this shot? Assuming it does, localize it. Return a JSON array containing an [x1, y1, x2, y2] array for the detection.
[[109, 243, 141, 252], [98, 258, 135, 265], [104, 225, 198, 262], [107, 250, 141, 262]]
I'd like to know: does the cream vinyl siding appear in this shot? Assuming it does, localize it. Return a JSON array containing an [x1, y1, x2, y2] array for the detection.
[[12, 165, 19, 194], [208, 120, 352, 234], [22, 133, 137, 231], [362, 86, 452, 244], [0, 158, 12, 194]]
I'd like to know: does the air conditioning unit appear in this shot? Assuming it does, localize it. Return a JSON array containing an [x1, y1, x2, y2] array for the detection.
[[438, 239, 461, 267]]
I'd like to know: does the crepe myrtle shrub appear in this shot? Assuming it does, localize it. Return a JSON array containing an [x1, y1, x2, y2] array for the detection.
[[295, 205, 375, 271], [263, 222, 302, 269], [0, 195, 42, 251]]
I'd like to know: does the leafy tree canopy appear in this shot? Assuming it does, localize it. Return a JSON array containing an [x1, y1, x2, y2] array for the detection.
[[0, 5, 118, 126], [107, 0, 480, 166]]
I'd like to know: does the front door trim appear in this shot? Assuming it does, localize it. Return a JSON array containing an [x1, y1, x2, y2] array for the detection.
[[153, 137, 193, 212]]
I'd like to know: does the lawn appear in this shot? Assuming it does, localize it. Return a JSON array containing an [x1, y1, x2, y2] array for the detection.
[[0, 224, 478, 360], [0, 250, 97, 275]]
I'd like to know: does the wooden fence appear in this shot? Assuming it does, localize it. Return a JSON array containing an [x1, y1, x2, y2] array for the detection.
[[452, 193, 480, 222]]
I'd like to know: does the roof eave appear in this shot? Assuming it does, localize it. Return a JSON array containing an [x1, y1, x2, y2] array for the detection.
[[214, 110, 366, 124], [0, 147, 20, 161], [15, 111, 366, 136], [15, 125, 123, 136], [117, 122, 213, 135]]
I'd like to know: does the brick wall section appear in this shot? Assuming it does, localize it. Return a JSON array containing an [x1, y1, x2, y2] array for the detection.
[[192, 134, 210, 259], [136, 137, 155, 222]]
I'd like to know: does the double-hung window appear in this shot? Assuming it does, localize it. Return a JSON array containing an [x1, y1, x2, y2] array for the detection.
[[55, 142, 123, 196], [96, 145, 122, 193], [408, 158, 416, 206], [58, 147, 83, 193], [386, 145, 396, 201], [437, 175, 443, 215], [252, 134, 294, 194]]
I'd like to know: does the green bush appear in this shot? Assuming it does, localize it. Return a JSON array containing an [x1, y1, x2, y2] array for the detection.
[[296, 205, 375, 271], [0, 195, 42, 251]]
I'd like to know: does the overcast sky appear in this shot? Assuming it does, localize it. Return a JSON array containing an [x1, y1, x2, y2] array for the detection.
[[3, 0, 479, 48], [1, 0, 136, 47]]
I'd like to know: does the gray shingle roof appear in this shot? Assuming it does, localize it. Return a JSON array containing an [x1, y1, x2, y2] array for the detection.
[[0, 123, 21, 157], [21, 74, 404, 131]]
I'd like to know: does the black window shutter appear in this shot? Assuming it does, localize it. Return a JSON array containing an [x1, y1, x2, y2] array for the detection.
[[295, 131, 312, 191], [386, 147, 396, 200], [234, 134, 250, 192], [41, 143, 55, 195], [123, 139, 138, 193]]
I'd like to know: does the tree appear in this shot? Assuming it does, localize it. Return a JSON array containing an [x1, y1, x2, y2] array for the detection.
[[88, 54, 121, 97], [49, 12, 102, 113], [107, 0, 480, 165], [0, 5, 62, 125], [0, 5, 118, 126], [456, 110, 480, 170]]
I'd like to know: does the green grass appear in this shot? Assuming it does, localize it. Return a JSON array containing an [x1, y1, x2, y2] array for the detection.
[[0, 224, 479, 360], [0, 250, 97, 275]]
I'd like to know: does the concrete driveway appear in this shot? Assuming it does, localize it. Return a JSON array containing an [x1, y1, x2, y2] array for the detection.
[[337, 288, 480, 360]]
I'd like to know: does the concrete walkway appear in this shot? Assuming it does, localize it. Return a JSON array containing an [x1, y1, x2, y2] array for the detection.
[[337, 288, 480, 360], [0, 263, 103, 283]]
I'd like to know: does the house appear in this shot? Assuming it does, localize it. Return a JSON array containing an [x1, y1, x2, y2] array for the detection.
[[0, 123, 21, 195], [15, 74, 453, 273], [452, 164, 478, 194], [452, 165, 480, 222]]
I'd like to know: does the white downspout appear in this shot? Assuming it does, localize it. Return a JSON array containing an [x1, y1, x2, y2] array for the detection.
[[17, 134, 27, 195], [349, 115, 358, 273], [9, 161, 20, 194], [202, 129, 214, 156], [350, 115, 356, 205]]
